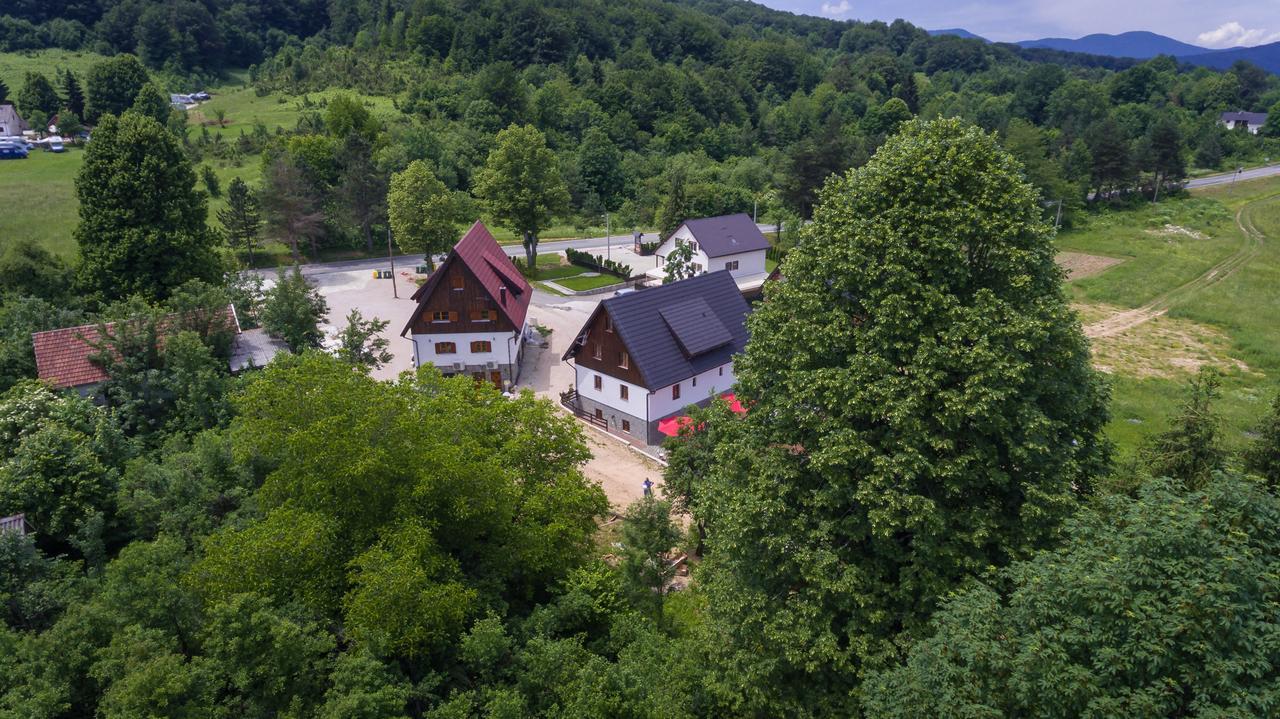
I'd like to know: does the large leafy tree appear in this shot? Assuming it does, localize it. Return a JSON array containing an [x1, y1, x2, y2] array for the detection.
[[473, 124, 569, 267], [189, 355, 609, 657], [16, 71, 59, 119], [74, 112, 221, 302], [698, 118, 1110, 714], [388, 159, 456, 270], [260, 266, 328, 353], [84, 54, 149, 123], [0, 381, 129, 550], [864, 472, 1280, 718]]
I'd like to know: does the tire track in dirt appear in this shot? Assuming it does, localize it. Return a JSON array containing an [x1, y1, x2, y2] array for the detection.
[[1084, 194, 1276, 339]]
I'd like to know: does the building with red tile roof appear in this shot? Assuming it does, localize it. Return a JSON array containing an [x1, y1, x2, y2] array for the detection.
[[400, 221, 532, 390], [32, 305, 285, 393]]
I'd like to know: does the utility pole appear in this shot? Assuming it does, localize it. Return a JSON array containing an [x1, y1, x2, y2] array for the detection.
[[753, 197, 758, 223], [605, 213, 611, 261], [387, 226, 398, 299], [1054, 199, 1063, 231]]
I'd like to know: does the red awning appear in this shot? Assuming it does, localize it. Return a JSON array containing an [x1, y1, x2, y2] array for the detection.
[[657, 392, 747, 437], [658, 415, 694, 437], [720, 392, 747, 415]]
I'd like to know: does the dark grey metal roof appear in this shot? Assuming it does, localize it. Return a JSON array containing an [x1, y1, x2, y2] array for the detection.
[[659, 298, 732, 357], [1221, 111, 1268, 125], [680, 213, 772, 257], [569, 271, 750, 390]]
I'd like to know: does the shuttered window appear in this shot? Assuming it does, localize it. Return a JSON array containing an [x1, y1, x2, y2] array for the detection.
[[470, 340, 492, 353], [435, 342, 457, 354]]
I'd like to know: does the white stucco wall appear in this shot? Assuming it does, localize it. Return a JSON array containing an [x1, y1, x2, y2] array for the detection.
[[655, 226, 711, 274], [711, 249, 767, 276], [647, 361, 735, 420], [655, 226, 766, 279], [575, 364, 649, 419], [412, 328, 521, 370]]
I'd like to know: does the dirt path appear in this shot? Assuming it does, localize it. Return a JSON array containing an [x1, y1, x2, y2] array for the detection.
[[1083, 195, 1274, 339], [517, 294, 665, 509]]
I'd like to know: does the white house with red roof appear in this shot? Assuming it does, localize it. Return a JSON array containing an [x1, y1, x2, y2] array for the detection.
[[400, 221, 532, 390]]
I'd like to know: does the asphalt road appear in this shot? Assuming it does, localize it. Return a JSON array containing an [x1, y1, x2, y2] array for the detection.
[[1186, 163, 1280, 189]]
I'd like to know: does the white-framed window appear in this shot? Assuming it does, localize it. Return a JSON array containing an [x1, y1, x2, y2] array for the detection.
[[725, 260, 739, 271]]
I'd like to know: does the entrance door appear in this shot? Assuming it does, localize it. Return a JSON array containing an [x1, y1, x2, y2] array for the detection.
[[490, 371, 503, 390]]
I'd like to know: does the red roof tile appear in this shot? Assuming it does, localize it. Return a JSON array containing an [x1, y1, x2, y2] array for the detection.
[[32, 306, 241, 390], [31, 323, 109, 389], [403, 221, 533, 335]]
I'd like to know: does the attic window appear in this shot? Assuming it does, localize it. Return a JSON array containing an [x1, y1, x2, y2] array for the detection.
[[619, 352, 630, 369], [451, 275, 464, 290], [593, 343, 602, 360], [605, 315, 613, 333]]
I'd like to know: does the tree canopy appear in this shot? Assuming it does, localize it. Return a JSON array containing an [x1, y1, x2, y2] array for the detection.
[[694, 118, 1111, 714], [74, 111, 221, 302], [473, 124, 570, 267]]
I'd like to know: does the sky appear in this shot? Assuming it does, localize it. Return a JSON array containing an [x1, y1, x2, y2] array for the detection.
[[755, 0, 1280, 48]]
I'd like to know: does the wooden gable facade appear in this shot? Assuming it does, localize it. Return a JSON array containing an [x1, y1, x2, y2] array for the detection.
[[405, 255, 518, 336], [571, 306, 646, 387]]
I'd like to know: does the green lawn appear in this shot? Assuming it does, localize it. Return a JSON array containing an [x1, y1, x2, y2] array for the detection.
[[0, 49, 109, 92], [0, 148, 85, 258], [1058, 178, 1280, 456], [556, 273, 627, 292]]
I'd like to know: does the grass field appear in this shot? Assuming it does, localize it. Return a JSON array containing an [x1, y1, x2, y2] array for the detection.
[[0, 49, 109, 92], [1058, 178, 1280, 455], [0, 148, 85, 258]]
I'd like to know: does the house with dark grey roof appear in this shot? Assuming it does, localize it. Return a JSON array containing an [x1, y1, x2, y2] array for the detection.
[[560, 271, 750, 447], [400, 221, 532, 390], [646, 213, 773, 295], [1220, 110, 1268, 135]]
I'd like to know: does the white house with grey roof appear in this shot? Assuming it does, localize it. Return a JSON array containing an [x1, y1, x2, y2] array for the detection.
[[1220, 111, 1268, 135], [646, 213, 772, 295], [561, 271, 750, 447]]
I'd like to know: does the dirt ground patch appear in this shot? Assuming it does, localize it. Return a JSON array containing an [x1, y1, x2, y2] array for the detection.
[[518, 293, 665, 509], [1076, 303, 1251, 379], [1057, 251, 1124, 281]]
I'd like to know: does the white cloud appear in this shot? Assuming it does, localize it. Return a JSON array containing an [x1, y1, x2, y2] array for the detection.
[[1196, 21, 1280, 49], [820, 0, 852, 16]]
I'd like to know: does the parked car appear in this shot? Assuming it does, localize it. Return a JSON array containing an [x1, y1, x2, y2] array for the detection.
[[45, 138, 65, 153], [0, 142, 28, 159], [191, 91, 211, 101]]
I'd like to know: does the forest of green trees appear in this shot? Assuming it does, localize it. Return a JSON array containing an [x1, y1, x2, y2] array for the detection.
[[5, 0, 1280, 265], [3, 0, 1280, 716]]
